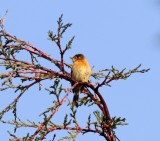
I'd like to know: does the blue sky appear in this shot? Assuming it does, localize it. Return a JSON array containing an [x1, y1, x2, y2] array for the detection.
[[0, 0, 160, 141]]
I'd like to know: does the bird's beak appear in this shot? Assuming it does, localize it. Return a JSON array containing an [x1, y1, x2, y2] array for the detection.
[[70, 57, 73, 60]]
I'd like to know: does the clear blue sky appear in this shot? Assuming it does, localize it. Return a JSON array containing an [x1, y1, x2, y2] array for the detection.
[[0, 0, 160, 141]]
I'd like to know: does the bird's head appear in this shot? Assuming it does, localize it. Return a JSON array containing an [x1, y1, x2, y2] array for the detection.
[[70, 54, 85, 63]]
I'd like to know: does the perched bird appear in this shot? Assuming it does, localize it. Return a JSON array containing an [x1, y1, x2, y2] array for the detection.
[[71, 54, 91, 107]]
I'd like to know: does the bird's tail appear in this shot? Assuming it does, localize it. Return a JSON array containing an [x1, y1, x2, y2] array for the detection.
[[73, 94, 79, 107]]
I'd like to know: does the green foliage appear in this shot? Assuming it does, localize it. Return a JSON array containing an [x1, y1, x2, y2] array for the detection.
[[111, 117, 128, 129], [0, 13, 149, 141]]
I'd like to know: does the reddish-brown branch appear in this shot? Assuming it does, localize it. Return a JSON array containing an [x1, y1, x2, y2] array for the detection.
[[31, 83, 79, 140], [83, 82, 111, 120], [53, 37, 65, 73], [0, 57, 71, 80], [96, 72, 110, 90], [40, 125, 113, 141], [2, 33, 64, 71]]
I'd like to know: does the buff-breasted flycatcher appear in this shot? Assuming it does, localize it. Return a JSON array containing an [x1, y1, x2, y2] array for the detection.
[[71, 54, 91, 107]]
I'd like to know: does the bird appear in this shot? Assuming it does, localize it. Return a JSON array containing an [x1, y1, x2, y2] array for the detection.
[[71, 54, 91, 107]]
